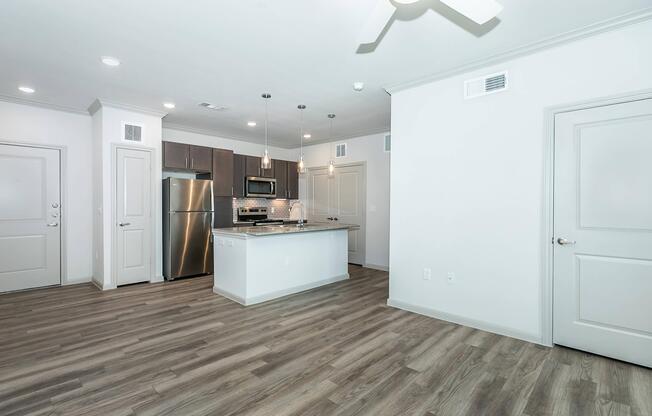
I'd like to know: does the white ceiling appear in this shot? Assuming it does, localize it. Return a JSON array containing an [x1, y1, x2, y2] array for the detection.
[[1, 0, 651, 147]]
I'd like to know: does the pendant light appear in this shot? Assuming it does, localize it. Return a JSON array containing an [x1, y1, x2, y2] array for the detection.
[[327, 114, 336, 177], [261, 93, 272, 170], [297, 104, 307, 174]]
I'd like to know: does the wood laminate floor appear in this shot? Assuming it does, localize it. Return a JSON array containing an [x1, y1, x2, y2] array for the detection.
[[1, 266, 651, 416]]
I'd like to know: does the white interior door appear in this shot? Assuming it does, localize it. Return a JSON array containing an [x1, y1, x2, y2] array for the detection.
[[115, 147, 152, 286], [0, 144, 61, 292], [307, 164, 365, 265], [553, 98, 652, 367]]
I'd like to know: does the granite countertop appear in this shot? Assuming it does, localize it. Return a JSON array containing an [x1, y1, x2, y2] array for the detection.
[[213, 222, 357, 237]]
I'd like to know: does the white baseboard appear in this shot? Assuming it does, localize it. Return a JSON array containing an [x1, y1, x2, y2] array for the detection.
[[387, 298, 544, 346], [364, 263, 389, 272], [91, 278, 116, 291], [62, 276, 93, 285], [214, 273, 350, 306], [150, 275, 164, 283]]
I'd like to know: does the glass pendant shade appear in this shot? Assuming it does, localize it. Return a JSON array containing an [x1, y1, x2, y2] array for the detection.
[[261, 149, 271, 169], [328, 160, 335, 177], [298, 156, 306, 174]]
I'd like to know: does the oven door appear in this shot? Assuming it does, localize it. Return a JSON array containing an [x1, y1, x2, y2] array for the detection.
[[246, 177, 276, 198]]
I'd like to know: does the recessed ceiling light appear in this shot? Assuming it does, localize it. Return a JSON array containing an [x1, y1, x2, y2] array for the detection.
[[163, 102, 175, 109], [18, 86, 35, 94], [101, 56, 121, 67], [353, 82, 365, 92], [247, 121, 257, 127], [303, 133, 312, 139]]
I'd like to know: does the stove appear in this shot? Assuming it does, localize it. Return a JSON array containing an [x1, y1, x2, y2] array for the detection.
[[237, 207, 284, 226]]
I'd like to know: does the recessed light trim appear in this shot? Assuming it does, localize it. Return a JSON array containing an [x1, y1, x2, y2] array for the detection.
[[163, 102, 176, 109], [247, 121, 257, 127], [101, 56, 121, 67], [353, 82, 365, 92], [18, 86, 35, 94], [303, 133, 312, 139]]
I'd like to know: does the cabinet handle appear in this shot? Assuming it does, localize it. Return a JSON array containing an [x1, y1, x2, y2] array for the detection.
[[185, 156, 188, 169], [191, 158, 194, 169], [232, 186, 234, 196]]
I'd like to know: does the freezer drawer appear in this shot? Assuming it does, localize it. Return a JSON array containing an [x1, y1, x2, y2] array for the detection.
[[164, 211, 213, 279]]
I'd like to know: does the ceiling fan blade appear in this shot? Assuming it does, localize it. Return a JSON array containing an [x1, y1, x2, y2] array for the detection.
[[357, 0, 397, 45], [439, 0, 503, 24]]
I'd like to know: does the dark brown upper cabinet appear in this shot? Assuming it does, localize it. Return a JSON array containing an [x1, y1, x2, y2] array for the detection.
[[189, 145, 212, 172], [162, 141, 212, 173], [162, 141, 189, 170], [233, 154, 246, 198], [245, 155, 261, 177], [274, 159, 288, 199], [287, 161, 299, 200], [212, 148, 234, 197]]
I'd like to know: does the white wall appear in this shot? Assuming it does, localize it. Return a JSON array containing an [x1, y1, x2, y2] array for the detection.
[[389, 20, 652, 343], [162, 128, 297, 160], [0, 101, 93, 284], [299, 132, 391, 269], [92, 104, 164, 288]]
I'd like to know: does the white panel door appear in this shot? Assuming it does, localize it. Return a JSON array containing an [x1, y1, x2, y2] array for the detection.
[[553, 99, 652, 367], [116, 147, 151, 286], [331, 165, 366, 265], [0, 144, 60, 292], [307, 164, 366, 265]]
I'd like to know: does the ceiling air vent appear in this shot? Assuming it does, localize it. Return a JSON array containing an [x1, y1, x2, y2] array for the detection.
[[199, 102, 228, 111], [335, 143, 347, 158], [122, 122, 143, 142], [464, 71, 508, 99]]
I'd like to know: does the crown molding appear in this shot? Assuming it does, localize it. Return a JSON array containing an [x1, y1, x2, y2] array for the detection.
[[88, 99, 168, 118], [385, 8, 652, 94], [0, 94, 88, 115], [299, 127, 392, 149]]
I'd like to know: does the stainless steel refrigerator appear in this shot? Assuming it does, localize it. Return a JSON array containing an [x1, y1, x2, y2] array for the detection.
[[163, 178, 214, 280]]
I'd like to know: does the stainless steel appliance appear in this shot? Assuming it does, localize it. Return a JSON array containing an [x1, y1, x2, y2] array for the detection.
[[163, 178, 213, 280], [237, 207, 284, 226], [246, 176, 276, 198]]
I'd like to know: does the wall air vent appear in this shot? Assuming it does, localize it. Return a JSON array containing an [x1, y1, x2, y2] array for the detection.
[[464, 71, 508, 99], [199, 102, 228, 111], [122, 122, 143, 142], [335, 143, 347, 158], [384, 134, 391, 152]]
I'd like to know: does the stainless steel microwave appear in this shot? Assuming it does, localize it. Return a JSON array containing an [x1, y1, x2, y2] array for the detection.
[[246, 176, 276, 198]]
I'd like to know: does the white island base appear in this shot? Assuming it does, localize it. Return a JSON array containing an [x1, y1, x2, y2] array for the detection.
[[212, 226, 350, 306]]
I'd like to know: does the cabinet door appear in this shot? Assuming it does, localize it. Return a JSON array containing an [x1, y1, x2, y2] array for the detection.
[[163, 141, 189, 170], [233, 154, 246, 198], [212, 148, 234, 197], [287, 161, 299, 199], [274, 160, 288, 199], [245, 156, 261, 177], [189, 145, 213, 172]]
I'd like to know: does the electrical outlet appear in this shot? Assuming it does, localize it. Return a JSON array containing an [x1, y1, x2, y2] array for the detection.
[[447, 272, 456, 284], [423, 268, 432, 280]]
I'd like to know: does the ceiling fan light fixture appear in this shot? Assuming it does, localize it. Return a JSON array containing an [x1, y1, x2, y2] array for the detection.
[[439, 0, 503, 25]]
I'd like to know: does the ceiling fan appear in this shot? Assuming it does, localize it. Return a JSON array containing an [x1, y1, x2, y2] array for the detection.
[[358, 0, 504, 44]]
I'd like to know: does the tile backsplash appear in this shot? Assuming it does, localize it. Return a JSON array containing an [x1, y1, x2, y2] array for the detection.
[[232, 198, 294, 222]]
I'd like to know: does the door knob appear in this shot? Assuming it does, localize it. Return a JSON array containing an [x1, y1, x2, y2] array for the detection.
[[46, 222, 59, 227], [557, 238, 576, 246], [119, 222, 131, 227], [333, 217, 339, 221], [327, 217, 334, 221]]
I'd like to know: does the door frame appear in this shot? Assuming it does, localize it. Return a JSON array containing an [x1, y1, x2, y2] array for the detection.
[[541, 88, 652, 347], [0, 140, 67, 286], [111, 143, 156, 288], [305, 161, 367, 265]]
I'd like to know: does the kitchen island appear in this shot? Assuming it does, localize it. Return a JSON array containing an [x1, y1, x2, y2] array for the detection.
[[212, 223, 354, 305]]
